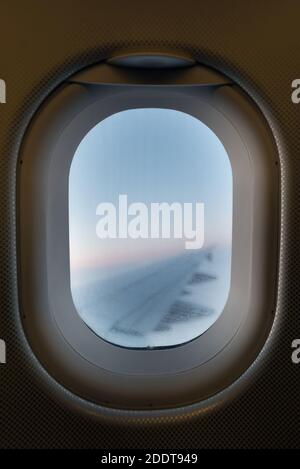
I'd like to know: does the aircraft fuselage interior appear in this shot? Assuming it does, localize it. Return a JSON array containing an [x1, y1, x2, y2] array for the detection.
[[0, 0, 300, 452]]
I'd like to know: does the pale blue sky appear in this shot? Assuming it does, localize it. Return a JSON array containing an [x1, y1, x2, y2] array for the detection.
[[69, 108, 232, 272]]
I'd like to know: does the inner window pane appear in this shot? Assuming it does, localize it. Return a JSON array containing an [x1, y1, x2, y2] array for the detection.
[[69, 108, 232, 348]]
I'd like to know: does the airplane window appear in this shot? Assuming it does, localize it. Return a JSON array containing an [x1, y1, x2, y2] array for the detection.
[[69, 108, 232, 348], [19, 62, 279, 410]]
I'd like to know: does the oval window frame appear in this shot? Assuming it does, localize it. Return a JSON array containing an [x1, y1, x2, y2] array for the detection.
[[18, 62, 279, 411]]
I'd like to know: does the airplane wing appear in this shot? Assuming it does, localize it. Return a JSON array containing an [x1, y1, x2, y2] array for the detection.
[[72, 249, 216, 346]]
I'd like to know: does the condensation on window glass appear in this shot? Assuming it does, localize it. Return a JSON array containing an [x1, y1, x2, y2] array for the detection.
[[69, 108, 232, 348]]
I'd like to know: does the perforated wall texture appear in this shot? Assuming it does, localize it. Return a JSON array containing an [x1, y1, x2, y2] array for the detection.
[[0, 0, 300, 448]]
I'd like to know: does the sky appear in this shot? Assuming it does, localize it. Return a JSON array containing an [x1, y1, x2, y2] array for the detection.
[[69, 108, 233, 278]]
